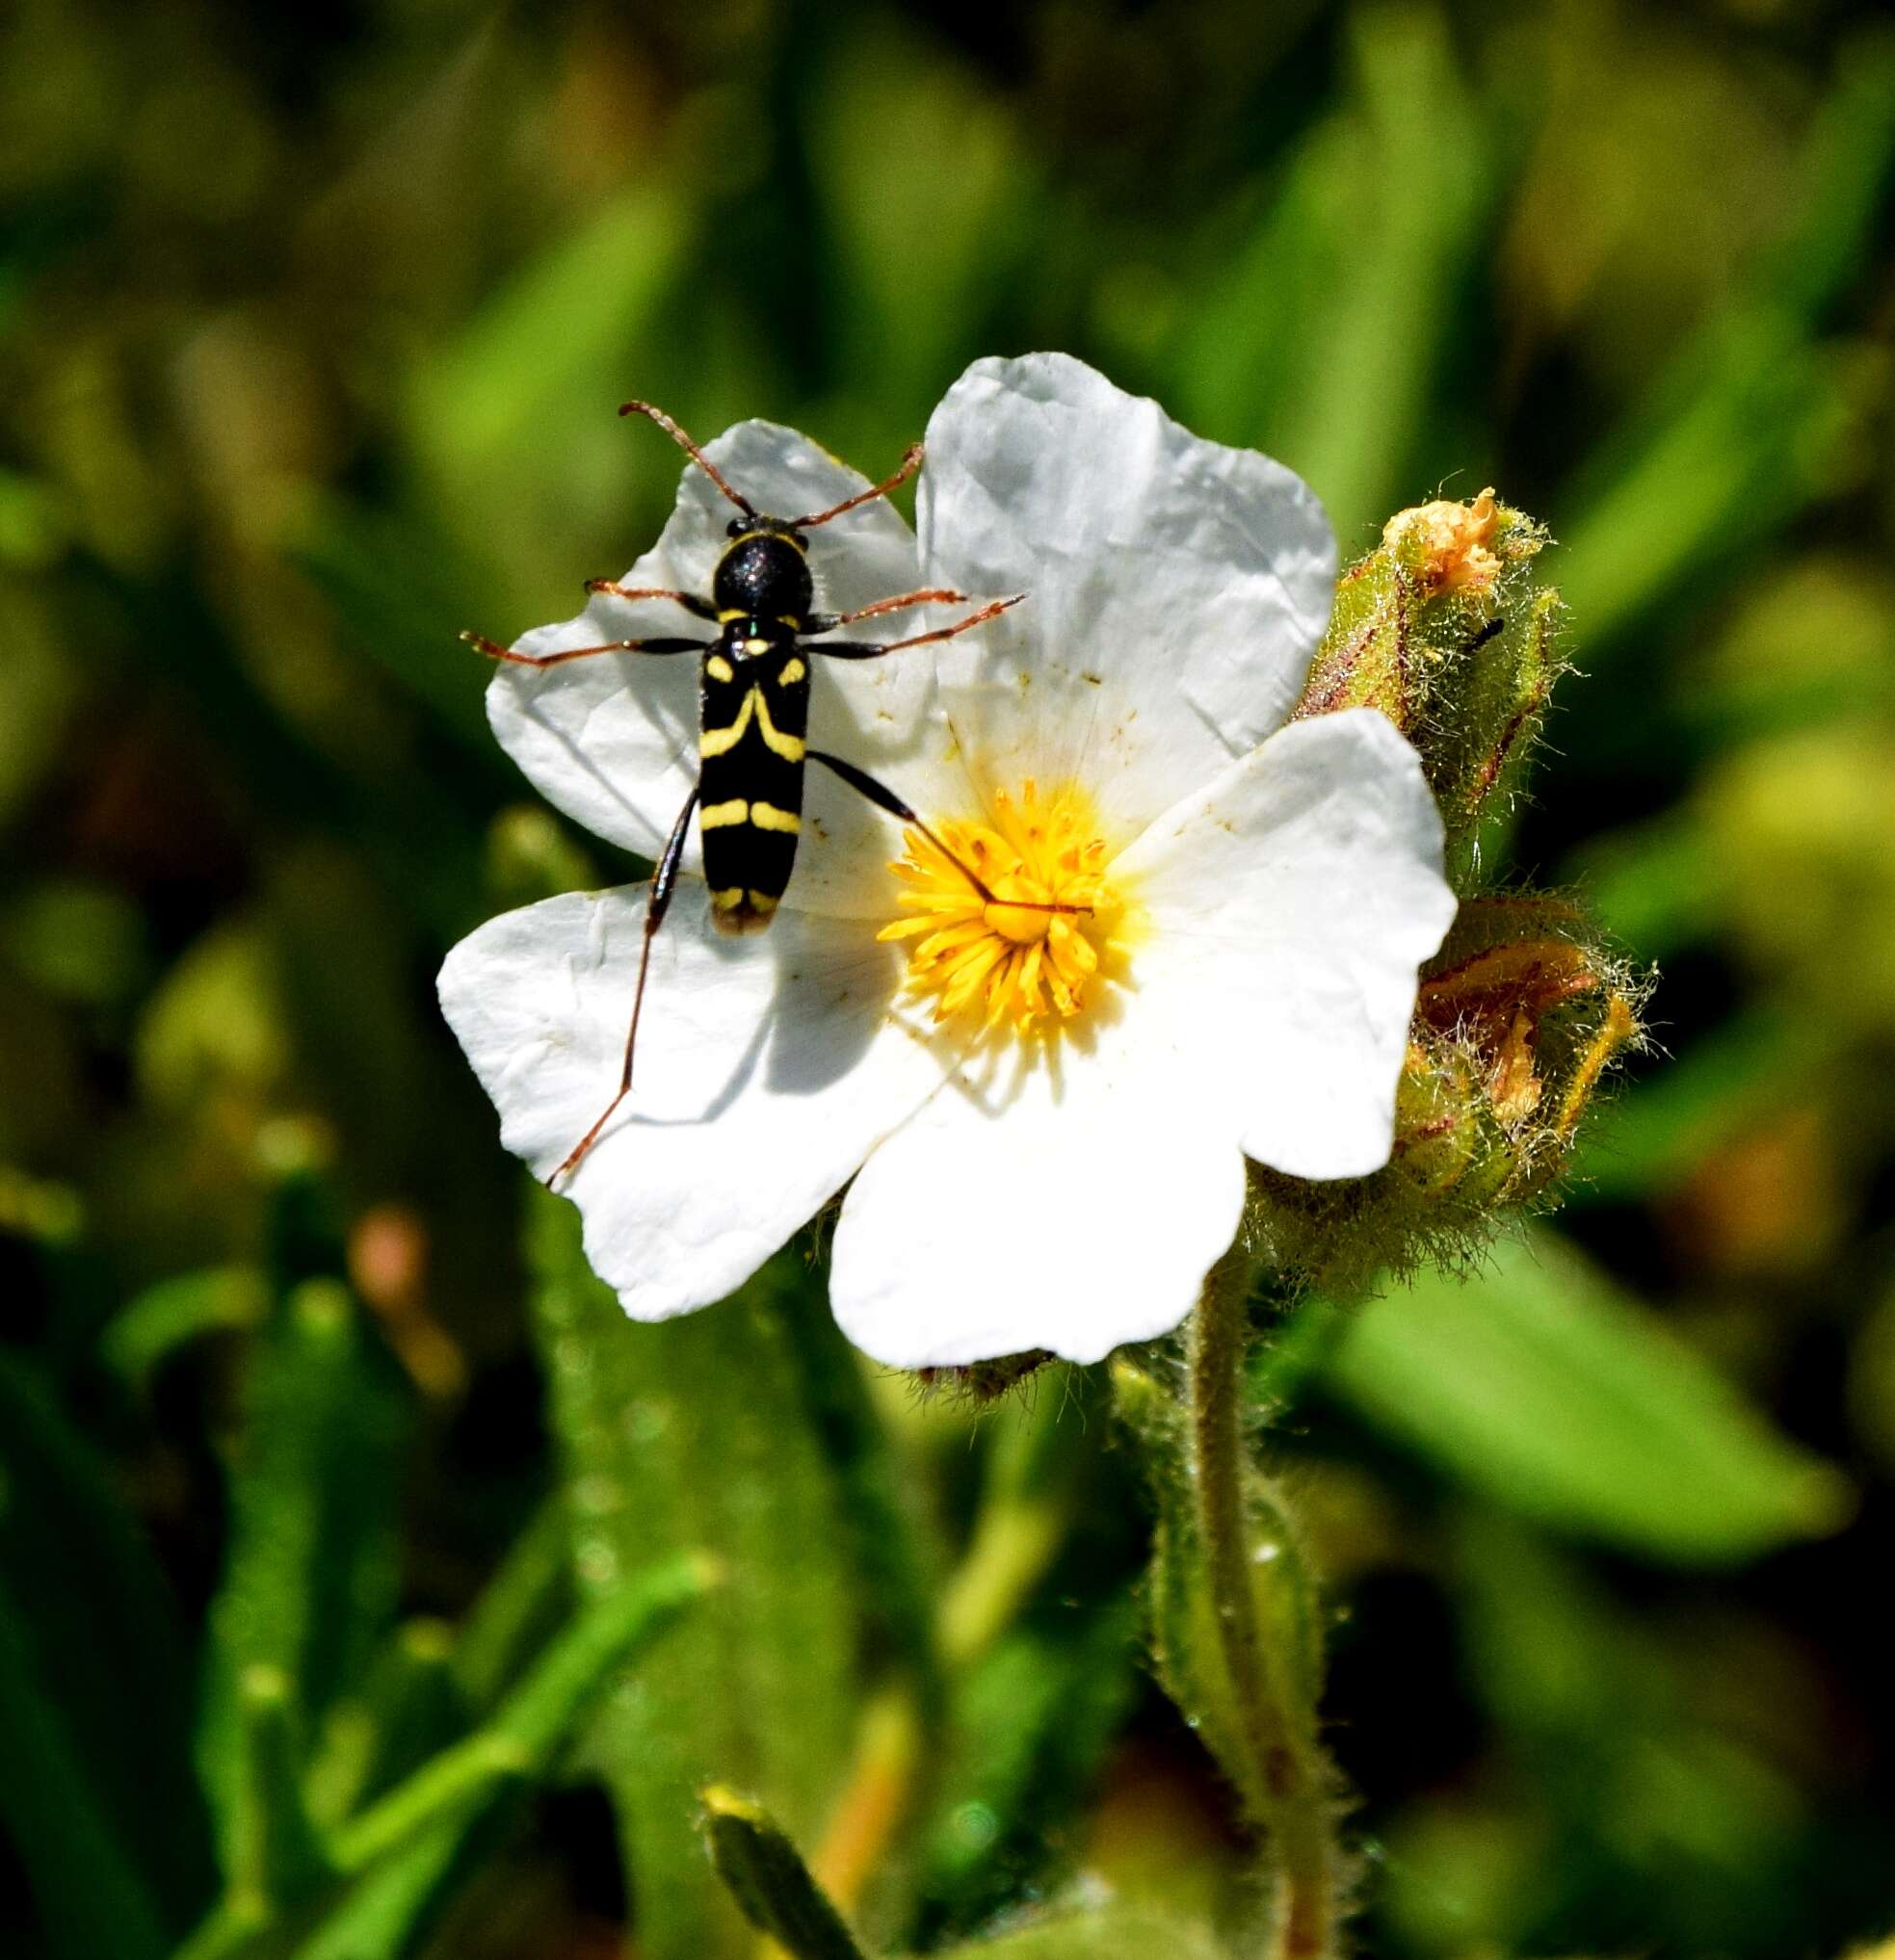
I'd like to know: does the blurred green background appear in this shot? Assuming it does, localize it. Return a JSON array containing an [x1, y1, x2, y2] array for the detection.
[[3, 1, 1893, 1956]]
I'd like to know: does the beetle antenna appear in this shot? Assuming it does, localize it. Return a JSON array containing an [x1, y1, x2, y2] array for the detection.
[[620, 401, 757, 518], [787, 442, 924, 530]]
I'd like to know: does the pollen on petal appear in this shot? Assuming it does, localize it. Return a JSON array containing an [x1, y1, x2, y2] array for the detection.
[[881, 782, 1126, 1035]]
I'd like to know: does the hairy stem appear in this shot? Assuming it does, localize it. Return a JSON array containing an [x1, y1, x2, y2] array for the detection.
[[1188, 1244, 1341, 1960]]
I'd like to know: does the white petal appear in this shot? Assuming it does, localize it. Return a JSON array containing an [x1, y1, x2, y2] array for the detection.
[[830, 1007, 1248, 1368], [917, 353, 1337, 850], [438, 886, 960, 1320], [486, 419, 968, 915], [798, 620, 975, 921], [1112, 708, 1458, 1181]]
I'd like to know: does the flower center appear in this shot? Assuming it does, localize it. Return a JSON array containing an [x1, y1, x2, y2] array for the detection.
[[878, 781, 1123, 1033]]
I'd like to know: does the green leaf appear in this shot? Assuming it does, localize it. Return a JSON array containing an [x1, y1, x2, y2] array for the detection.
[[306, 1620, 464, 1831], [175, 1552, 711, 1960], [1169, 115, 1357, 449], [908, 1608, 1139, 1947], [938, 1366, 1094, 1673], [808, 20, 1033, 423], [1429, 1511, 1811, 1950], [288, 498, 507, 764], [0, 1567, 171, 1960], [702, 1787, 868, 1960], [1564, 813, 1729, 964], [0, 1351, 214, 1947], [198, 1276, 408, 1870], [1323, 1228, 1854, 1561], [1279, 4, 1496, 537], [408, 184, 696, 604], [1177, 5, 1494, 538], [329, 1551, 713, 1876], [411, 186, 689, 476], [1559, 36, 1895, 651], [100, 1264, 268, 1392], [300, 1551, 709, 1960], [528, 1187, 861, 1960], [775, 1267, 942, 1689], [1565, 1006, 1810, 1201], [283, 1822, 471, 1960], [227, 1664, 337, 1914], [449, 1498, 576, 1714]]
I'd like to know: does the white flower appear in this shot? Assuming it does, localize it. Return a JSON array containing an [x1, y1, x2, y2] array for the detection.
[[439, 354, 1457, 1369]]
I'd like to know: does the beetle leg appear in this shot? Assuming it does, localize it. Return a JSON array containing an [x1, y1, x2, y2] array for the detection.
[[550, 780, 701, 1185]]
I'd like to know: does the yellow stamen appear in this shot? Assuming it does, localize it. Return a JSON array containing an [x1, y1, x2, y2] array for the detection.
[[877, 781, 1125, 1035]]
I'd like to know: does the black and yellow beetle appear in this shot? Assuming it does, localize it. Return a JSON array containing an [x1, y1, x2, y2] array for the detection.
[[462, 401, 1068, 1180]]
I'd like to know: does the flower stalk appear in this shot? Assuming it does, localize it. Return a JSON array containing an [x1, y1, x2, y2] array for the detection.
[[1186, 1244, 1340, 1960]]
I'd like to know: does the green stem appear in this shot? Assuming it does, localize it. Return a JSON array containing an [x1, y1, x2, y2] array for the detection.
[[1187, 1244, 1341, 1960]]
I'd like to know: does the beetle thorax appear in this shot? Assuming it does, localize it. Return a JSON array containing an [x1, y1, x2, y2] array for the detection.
[[713, 529, 814, 621]]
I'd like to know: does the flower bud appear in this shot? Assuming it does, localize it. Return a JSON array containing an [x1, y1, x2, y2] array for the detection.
[[1384, 488, 1505, 597], [1246, 492, 1644, 1294], [1296, 488, 1563, 871], [700, 1785, 866, 1960], [1247, 898, 1644, 1299]]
